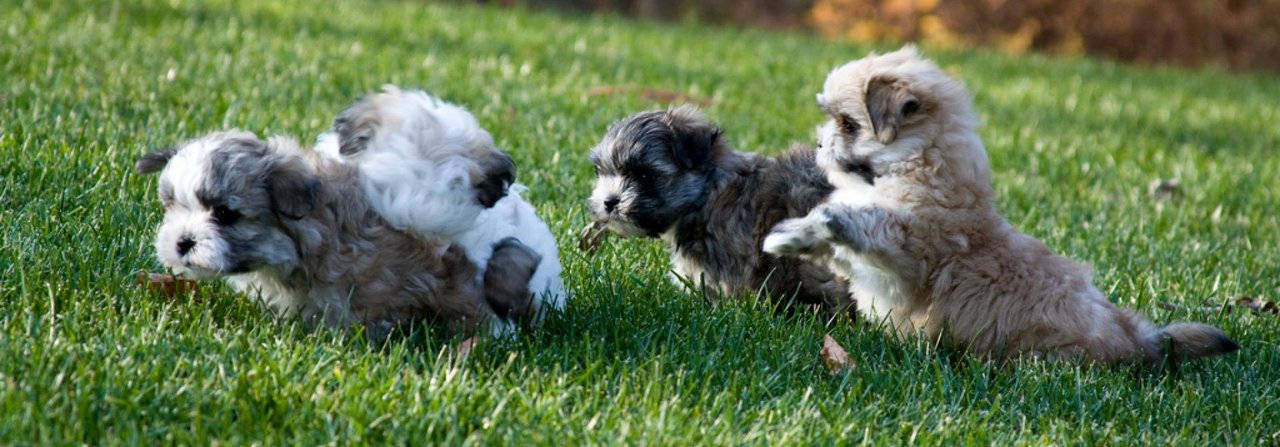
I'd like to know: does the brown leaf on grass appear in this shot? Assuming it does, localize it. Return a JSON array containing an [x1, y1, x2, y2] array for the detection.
[[821, 334, 855, 375], [1236, 296, 1280, 316], [456, 336, 479, 359], [577, 220, 610, 257], [1147, 178, 1183, 200], [136, 272, 199, 298], [587, 85, 715, 107]]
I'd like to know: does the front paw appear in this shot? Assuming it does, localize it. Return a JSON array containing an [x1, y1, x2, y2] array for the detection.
[[764, 216, 831, 255]]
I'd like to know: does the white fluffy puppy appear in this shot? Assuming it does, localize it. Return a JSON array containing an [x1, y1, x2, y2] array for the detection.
[[765, 47, 1237, 367], [316, 86, 566, 325]]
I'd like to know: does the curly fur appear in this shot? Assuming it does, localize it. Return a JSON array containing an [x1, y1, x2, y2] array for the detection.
[[765, 47, 1237, 366], [589, 106, 854, 314], [137, 131, 534, 340], [318, 86, 567, 324]]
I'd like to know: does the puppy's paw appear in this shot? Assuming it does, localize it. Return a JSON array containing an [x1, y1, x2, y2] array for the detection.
[[764, 215, 832, 256], [816, 205, 876, 252]]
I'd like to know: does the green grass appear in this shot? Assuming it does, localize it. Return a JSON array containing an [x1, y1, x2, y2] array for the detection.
[[3, 0, 1279, 444]]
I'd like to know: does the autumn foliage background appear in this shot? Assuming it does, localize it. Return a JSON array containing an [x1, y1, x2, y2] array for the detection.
[[485, 0, 1280, 73]]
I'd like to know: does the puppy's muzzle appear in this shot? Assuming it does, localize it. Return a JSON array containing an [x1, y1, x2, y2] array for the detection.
[[602, 195, 620, 214], [176, 236, 196, 256]]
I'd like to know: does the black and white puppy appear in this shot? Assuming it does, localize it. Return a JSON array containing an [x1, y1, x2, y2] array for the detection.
[[136, 130, 541, 340], [587, 106, 855, 314]]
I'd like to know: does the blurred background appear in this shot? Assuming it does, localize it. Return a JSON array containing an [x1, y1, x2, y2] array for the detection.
[[473, 0, 1280, 74]]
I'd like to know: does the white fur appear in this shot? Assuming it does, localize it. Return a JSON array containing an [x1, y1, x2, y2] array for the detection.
[[323, 89, 494, 239], [152, 134, 296, 280], [321, 87, 567, 321], [587, 174, 649, 237]]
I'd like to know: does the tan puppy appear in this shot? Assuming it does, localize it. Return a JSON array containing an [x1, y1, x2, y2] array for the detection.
[[764, 47, 1238, 366]]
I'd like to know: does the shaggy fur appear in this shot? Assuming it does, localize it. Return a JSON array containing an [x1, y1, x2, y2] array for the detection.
[[137, 130, 538, 339], [319, 86, 567, 324], [588, 106, 854, 314], [764, 47, 1238, 366]]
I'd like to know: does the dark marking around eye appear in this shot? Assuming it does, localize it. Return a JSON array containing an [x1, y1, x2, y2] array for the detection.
[[839, 115, 860, 136], [902, 99, 920, 116], [628, 165, 656, 182], [211, 205, 243, 226]]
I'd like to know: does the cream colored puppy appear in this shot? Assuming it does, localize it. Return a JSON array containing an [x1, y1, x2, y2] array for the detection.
[[764, 47, 1238, 366]]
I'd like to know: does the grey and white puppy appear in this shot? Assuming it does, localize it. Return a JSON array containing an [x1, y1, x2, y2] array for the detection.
[[136, 130, 540, 339], [588, 106, 854, 314]]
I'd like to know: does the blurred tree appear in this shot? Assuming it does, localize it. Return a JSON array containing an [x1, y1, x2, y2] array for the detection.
[[472, 0, 1280, 73]]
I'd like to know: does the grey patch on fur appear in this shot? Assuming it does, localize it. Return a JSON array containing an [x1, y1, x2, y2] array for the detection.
[[483, 237, 541, 323], [589, 106, 856, 315], [200, 134, 318, 220]]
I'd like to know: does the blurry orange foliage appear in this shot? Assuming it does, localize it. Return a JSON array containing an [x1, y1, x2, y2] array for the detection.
[[808, 0, 1280, 73]]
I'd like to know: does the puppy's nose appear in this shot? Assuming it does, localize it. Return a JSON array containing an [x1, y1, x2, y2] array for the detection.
[[603, 196, 620, 213], [176, 237, 196, 256]]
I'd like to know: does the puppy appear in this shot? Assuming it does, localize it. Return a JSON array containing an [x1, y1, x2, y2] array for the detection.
[[764, 47, 1238, 366], [318, 86, 566, 326], [136, 130, 539, 340], [588, 106, 854, 315]]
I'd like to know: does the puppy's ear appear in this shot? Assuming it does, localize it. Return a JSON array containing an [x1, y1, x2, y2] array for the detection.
[[267, 157, 319, 220], [473, 151, 515, 208], [332, 101, 376, 156], [483, 237, 541, 323], [665, 105, 723, 170], [135, 148, 176, 175], [865, 76, 921, 143]]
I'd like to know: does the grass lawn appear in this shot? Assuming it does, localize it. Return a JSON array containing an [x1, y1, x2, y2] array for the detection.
[[3, 0, 1279, 444]]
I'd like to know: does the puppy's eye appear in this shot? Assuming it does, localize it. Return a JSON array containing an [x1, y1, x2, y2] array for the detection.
[[630, 167, 655, 183], [211, 205, 243, 226], [901, 99, 920, 117], [839, 116, 860, 136]]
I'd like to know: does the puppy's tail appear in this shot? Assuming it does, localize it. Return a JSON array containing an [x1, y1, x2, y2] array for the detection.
[[1149, 322, 1239, 365]]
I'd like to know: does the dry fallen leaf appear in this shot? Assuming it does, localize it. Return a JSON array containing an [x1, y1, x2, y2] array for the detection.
[[136, 272, 199, 298], [1148, 178, 1183, 200], [1236, 296, 1279, 316], [577, 220, 610, 256], [821, 334, 855, 375], [456, 336, 479, 358]]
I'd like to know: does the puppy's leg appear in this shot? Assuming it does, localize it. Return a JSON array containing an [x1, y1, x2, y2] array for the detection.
[[815, 204, 904, 253], [483, 237, 542, 327], [763, 212, 835, 257], [764, 203, 903, 256]]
